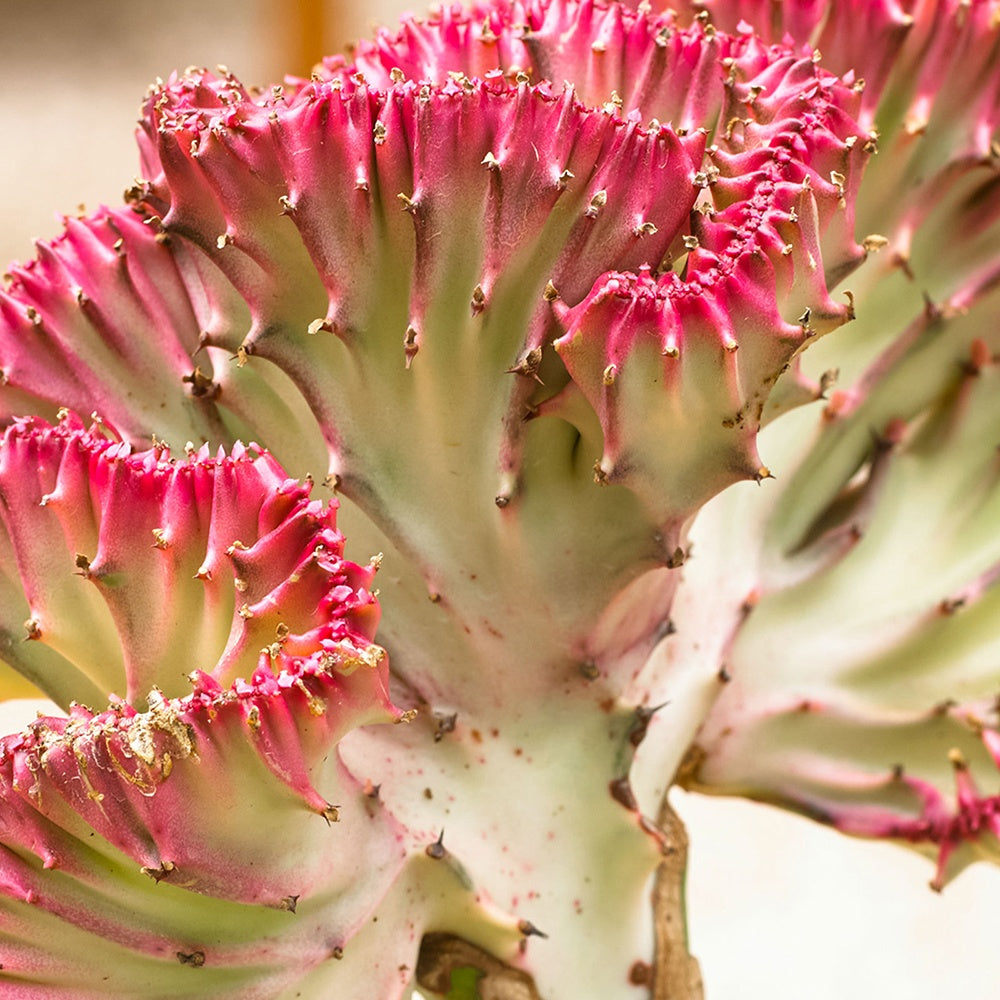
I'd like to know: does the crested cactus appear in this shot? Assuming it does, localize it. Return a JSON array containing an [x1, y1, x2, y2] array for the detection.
[[1, 0, 999, 996]]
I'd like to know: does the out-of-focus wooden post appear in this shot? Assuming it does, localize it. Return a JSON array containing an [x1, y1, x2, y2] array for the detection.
[[291, 0, 329, 75], [267, 0, 367, 79]]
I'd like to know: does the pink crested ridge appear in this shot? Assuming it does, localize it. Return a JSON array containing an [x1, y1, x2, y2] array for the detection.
[[0, 645, 398, 903], [668, 1, 1000, 307], [135, 56, 706, 342], [0, 206, 224, 443], [672, 0, 1000, 138], [832, 730, 1000, 892], [0, 412, 382, 705], [668, 0, 914, 121], [550, 25, 867, 511], [109, 1, 868, 536], [0, 417, 409, 992]]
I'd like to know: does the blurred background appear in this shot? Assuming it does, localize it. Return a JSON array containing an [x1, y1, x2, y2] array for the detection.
[[1, 2, 998, 996]]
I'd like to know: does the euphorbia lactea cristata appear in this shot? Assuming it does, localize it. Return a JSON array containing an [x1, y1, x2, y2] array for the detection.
[[0, 0, 998, 996]]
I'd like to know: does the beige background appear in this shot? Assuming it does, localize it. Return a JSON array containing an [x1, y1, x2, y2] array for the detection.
[[1, 2, 999, 996]]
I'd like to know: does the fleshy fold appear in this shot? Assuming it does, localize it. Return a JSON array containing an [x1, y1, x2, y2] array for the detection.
[[0, 417, 411, 996]]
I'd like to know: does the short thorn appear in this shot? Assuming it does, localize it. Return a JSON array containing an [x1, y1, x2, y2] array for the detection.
[[518, 919, 549, 939], [426, 830, 447, 860], [666, 547, 686, 569], [610, 776, 639, 811], [433, 712, 457, 742]]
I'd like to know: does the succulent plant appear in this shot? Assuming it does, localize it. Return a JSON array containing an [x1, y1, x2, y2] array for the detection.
[[0, 0, 999, 996]]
